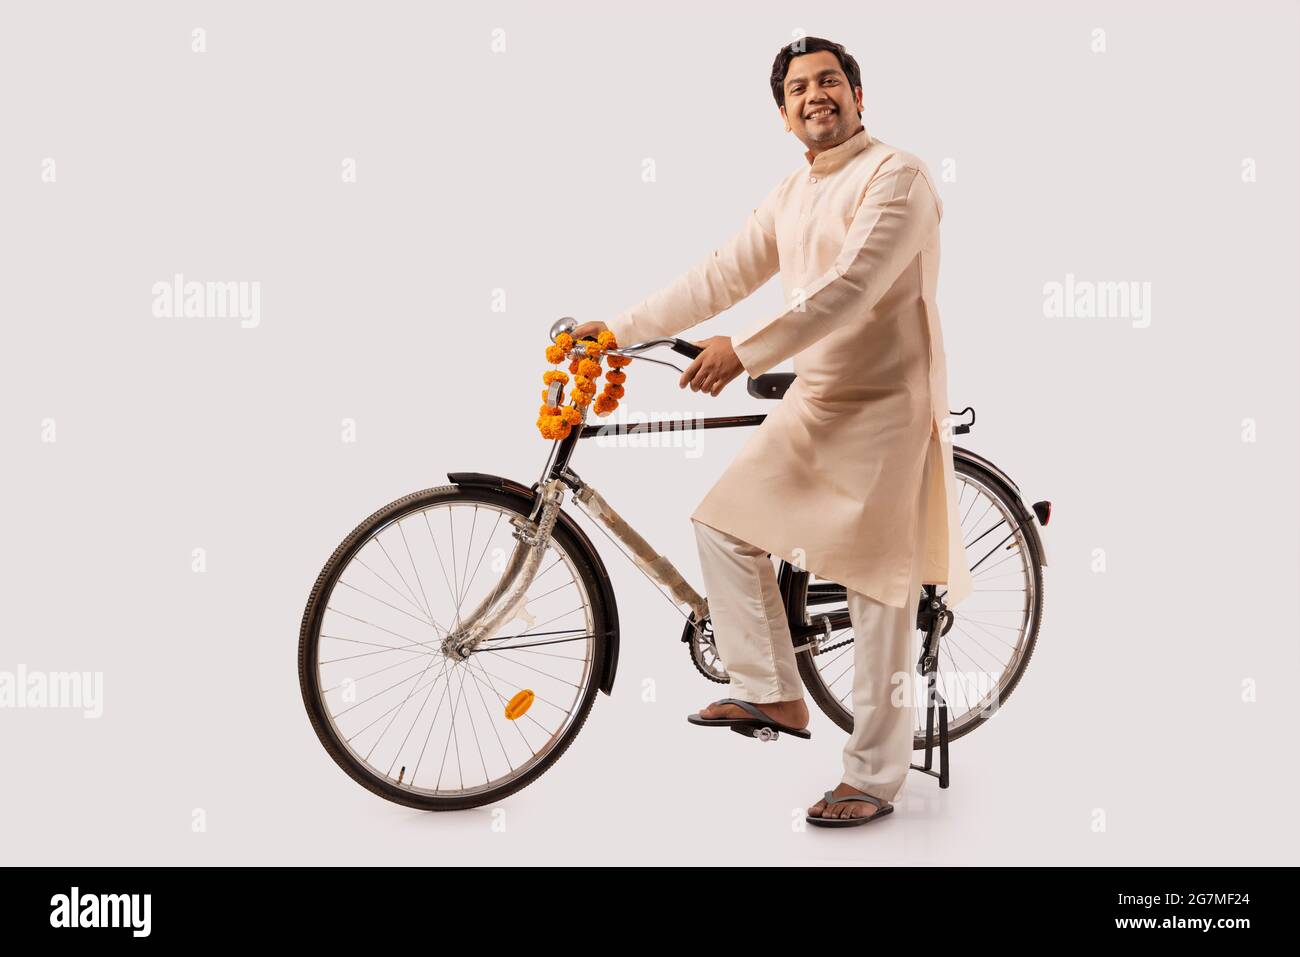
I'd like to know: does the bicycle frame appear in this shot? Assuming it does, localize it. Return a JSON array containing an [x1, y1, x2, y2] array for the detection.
[[548, 409, 768, 604]]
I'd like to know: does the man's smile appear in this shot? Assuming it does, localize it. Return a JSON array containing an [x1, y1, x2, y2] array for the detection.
[[806, 106, 837, 122]]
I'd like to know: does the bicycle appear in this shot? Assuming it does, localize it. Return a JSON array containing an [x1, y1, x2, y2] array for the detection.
[[298, 317, 1052, 810]]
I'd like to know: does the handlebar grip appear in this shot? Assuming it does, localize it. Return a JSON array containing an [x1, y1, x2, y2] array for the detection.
[[670, 339, 703, 360]]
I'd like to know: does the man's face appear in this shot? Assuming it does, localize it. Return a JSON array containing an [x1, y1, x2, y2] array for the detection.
[[779, 50, 863, 150]]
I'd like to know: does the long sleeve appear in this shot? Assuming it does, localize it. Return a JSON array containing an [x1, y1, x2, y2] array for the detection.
[[731, 163, 939, 379], [606, 182, 782, 347]]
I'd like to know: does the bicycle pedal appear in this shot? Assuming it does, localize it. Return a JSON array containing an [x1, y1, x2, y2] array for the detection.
[[730, 723, 779, 742]]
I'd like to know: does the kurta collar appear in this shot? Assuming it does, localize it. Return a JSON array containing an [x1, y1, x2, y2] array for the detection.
[[805, 125, 872, 175]]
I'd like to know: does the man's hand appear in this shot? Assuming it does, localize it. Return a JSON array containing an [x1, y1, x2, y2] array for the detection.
[[570, 321, 608, 341], [680, 336, 744, 396]]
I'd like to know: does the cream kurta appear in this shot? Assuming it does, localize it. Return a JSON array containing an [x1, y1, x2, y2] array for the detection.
[[606, 126, 973, 610]]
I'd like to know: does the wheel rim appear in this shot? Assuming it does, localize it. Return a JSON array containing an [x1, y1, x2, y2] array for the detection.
[[308, 499, 598, 799], [800, 467, 1039, 742]]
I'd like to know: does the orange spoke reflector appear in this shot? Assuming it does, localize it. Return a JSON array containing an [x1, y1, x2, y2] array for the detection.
[[505, 689, 535, 720]]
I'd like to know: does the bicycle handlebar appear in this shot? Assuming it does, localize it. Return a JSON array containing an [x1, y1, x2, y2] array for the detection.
[[589, 335, 701, 360], [566, 331, 703, 369]]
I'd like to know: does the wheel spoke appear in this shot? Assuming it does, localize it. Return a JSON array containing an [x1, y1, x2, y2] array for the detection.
[[325, 606, 437, 647], [373, 534, 431, 623], [335, 578, 442, 632], [319, 633, 439, 658], [462, 660, 516, 775], [351, 555, 435, 624], [399, 519, 436, 624], [457, 509, 503, 611]]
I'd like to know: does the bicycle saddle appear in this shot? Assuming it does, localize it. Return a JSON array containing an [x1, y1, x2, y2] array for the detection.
[[746, 372, 796, 400]]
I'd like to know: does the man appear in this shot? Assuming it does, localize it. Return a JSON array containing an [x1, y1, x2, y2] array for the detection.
[[572, 37, 973, 826]]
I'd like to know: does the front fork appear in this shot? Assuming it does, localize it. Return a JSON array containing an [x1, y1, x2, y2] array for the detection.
[[443, 478, 567, 661]]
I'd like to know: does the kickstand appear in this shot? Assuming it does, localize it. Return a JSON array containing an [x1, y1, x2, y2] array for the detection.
[[908, 668, 950, 788], [909, 591, 950, 788]]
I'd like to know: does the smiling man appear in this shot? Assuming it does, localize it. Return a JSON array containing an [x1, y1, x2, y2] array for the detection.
[[573, 37, 973, 828]]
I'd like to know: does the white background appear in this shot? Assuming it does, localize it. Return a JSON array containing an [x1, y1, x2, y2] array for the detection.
[[1, 0, 1296, 864]]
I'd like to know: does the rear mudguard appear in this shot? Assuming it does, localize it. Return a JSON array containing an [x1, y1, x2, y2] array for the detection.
[[446, 471, 620, 695], [953, 445, 1049, 567]]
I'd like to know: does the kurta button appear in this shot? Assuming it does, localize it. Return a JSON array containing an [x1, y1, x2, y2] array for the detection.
[[810, 176, 818, 183]]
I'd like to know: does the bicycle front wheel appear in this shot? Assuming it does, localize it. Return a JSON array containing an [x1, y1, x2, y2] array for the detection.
[[298, 484, 612, 810]]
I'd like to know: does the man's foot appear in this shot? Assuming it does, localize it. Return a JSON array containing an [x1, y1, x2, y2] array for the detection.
[[807, 782, 887, 821], [697, 697, 808, 730]]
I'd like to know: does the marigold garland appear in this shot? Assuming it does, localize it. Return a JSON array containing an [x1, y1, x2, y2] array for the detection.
[[536, 329, 631, 440]]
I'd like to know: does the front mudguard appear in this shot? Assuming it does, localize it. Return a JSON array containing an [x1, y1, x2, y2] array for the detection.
[[446, 471, 620, 695]]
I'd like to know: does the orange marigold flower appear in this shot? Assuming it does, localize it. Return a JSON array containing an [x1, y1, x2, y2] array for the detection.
[[539, 416, 571, 440], [537, 332, 629, 438]]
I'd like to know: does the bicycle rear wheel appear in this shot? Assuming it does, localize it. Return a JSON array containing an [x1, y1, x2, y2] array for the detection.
[[791, 457, 1045, 747], [298, 484, 612, 810]]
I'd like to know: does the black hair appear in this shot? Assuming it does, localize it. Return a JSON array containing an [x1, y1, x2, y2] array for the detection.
[[769, 37, 862, 113]]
